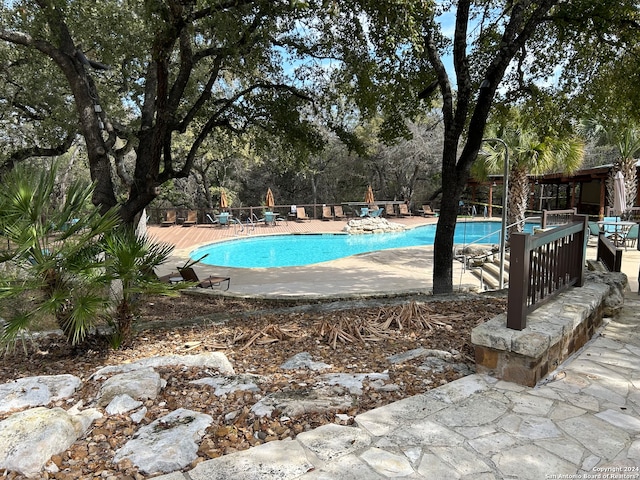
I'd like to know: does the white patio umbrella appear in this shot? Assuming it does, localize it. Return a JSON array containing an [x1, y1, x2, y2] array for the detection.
[[613, 170, 626, 217]]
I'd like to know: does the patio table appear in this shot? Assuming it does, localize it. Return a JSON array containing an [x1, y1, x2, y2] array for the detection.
[[596, 220, 635, 247]]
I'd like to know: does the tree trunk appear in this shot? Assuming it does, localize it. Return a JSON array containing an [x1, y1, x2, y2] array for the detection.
[[508, 166, 529, 236], [432, 141, 467, 294]]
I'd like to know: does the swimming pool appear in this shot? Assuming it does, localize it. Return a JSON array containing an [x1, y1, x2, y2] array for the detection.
[[191, 221, 538, 268]]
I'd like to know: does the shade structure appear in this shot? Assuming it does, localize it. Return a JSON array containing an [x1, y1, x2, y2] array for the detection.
[[265, 188, 275, 209], [220, 190, 229, 210], [364, 185, 375, 204], [613, 171, 626, 216]]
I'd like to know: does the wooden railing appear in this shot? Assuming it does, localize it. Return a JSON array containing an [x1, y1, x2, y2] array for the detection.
[[507, 215, 588, 330], [596, 233, 622, 272], [147, 203, 397, 225]]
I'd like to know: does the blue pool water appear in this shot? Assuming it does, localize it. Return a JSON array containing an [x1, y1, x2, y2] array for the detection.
[[191, 221, 539, 268]]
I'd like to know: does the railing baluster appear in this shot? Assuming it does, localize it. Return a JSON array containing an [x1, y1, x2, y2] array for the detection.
[[507, 215, 588, 330]]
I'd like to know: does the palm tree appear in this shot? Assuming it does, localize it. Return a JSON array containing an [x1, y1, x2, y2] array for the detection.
[[474, 127, 584, 236], [0, 163, 179, 352], [579, 120, 640, 216]]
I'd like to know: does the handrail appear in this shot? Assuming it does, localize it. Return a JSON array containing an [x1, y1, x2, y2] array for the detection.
[[507, 215, 587, 330], [459, 216, 541, 250], [231, 217, 244, 235], [245, 214, 259, 234], [458, 217, 541, 272]]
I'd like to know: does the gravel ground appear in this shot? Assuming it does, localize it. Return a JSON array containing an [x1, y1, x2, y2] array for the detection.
[[0, 292, 507, 479]]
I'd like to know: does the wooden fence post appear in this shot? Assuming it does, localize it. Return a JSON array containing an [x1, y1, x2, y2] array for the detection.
[[507, 232, 530, 330]]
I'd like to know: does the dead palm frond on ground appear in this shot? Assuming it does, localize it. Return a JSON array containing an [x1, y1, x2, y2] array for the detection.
[[316, 302, 456, 349], [238, 324, 304, 350]]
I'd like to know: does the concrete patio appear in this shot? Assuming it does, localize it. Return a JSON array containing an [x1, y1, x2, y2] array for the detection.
[[148, 217, 640, 297]]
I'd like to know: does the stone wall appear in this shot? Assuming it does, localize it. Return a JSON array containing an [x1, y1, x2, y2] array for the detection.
[[471, 271, 628, 387]]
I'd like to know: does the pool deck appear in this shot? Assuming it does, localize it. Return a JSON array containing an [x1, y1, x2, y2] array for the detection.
[[148, 216, 640, 298]]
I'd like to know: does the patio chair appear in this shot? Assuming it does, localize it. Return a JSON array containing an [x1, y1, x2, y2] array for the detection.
[[398, 203, 411, 217], [602, 216, 620, 234], [322, 205, 333, 221], [385, 204, 398, 217], [359, 207, 369, 217], [182, 210, 198, 226], [177, 266, 231, 290], [588, 221, 602, 245], [161, 209, 177, 227], [369, 207, 384, 218], [333, 205, 347, 220], [150, 268, 183, 283], [624, 223, 639, 250], [296, 206, 311, 221]]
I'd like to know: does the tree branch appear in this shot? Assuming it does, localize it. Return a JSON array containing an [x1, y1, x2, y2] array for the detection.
[[0, 133, 75, 175]]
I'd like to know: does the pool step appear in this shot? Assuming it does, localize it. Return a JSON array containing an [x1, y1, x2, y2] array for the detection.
[[470, 253, 510, 290]]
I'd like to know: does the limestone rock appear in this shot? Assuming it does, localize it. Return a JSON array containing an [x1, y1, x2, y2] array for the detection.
[[280, 352, 332, 371], [0, 406, 101, 478], [91, 352, 234, 380], [343, 218, 406, 235], [188, 438, 314, 480], [130, 406, 147, 424], [0, 374, 81, 413], [296, 423, 371, 461], [105, 394, 143, 415], [251, 386, 354, 417], [113, 408, 212, 474], [97, 367, 165, 407], [190, 374, 262, 396], [583, 271, 627, 315], [321, 372, 390, 395]]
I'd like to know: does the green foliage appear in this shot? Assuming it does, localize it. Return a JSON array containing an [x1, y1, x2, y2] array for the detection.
[[0, 162, 179, 353], [0, 163, 119, 350], [100, 227, 179, 347], [473, 117, 585, 233]]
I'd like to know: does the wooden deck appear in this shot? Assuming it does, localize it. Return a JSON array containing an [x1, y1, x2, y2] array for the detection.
[[147, 216, 438, 251]]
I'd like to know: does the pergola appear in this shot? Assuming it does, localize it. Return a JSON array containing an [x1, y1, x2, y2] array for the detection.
[[466, 163, 640, 220]]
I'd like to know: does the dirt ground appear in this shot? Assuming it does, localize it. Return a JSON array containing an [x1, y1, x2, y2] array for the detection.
[[0, 291, 507, 479]]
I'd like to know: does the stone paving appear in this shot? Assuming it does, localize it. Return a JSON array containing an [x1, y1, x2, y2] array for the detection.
[[155, 292, 640, 480]]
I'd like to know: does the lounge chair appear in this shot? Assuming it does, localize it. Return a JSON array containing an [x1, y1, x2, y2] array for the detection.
[[385, 204, 398, 217], [359, 207, 369, 217], [322, 205, 333, 221], [333, 205, 347, 220], [182, 210, 198, 226], [178, 266, 231, 290], [143, 267, 183, 283], [419, 204, 437, 217], [369, 207, 384, 218], [296, 207, 311, 221], [398, 203, 411, 217], [161, 209, 177, 227]]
